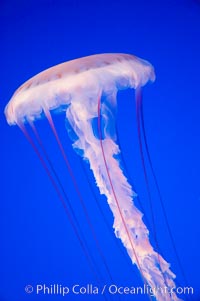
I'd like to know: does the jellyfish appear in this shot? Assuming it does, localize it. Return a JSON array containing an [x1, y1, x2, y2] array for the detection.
[[4, 53, 182, 301]]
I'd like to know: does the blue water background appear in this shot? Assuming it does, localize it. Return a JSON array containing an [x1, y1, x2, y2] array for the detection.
[[1, 0, 200, 300]]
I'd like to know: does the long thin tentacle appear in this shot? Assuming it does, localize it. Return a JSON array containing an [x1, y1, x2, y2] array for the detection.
[[29, 121, 110, 287], [17, 122, 101, 278], [138, 92, 190, 299]]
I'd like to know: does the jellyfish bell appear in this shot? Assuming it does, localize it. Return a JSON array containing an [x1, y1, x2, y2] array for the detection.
[[4, 53, 155, 125], [4, 53, 183, 301]]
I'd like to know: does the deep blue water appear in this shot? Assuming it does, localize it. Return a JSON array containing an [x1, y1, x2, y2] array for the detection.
[[1, 1, 200, 300]]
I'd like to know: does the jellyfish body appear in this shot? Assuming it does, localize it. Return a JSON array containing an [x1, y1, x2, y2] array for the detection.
[[5, 54, 182, 301]]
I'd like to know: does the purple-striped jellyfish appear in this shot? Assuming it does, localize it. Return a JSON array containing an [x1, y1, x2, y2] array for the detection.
[[4, 54, 182, 301]]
